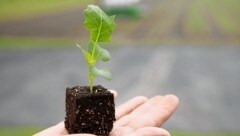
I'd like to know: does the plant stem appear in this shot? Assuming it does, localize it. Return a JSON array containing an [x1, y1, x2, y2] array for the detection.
[[88, 65, 94, 93], [88, 9, 103, 92]]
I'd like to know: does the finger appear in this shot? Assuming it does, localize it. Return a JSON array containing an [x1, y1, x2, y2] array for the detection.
[[116, 96, 147, 120], [129, 127, 170, 136], [146, 95, 179, 126], [109, 89, 118, 99], [128, 95, 179, 129], [131, 95, 164, 114], [114, 96, 163, 127]]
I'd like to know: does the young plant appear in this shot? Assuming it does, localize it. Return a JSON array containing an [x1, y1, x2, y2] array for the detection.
[[77, 5, 116, 92]]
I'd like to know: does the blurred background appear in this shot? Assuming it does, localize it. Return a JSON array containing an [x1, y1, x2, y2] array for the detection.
[[0, 0, 240, 136]]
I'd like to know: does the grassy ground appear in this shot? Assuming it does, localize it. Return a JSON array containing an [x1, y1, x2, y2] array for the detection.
[[205, 0, 240, 35], [0, 37, 117, 50], [0, 128, 42, 136], [0, 128, 239, 136], [185, 0, 210, 35], [184, 0, 238, 40], [0, 37, 77, 49], [0, 0, 95, 21]]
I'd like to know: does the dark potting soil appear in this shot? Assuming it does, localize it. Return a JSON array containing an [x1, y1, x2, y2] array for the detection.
[[65, 85, 115, 136]]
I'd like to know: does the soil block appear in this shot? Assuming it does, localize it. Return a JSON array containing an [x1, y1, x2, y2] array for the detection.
[[65, 85, 115, 136]]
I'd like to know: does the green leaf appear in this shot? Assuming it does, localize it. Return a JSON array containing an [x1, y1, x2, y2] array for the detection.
[[76, 44, 94, 65], [88, 40, 111, 62], [98, 46, 111, 62], [90, 66, 112, 80], [87, 40, 97, 58], [84, 5, 116, 43]]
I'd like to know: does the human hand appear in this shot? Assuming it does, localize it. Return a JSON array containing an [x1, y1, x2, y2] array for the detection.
[[34, 91, 179, 136], [110, 94, 179, 136]]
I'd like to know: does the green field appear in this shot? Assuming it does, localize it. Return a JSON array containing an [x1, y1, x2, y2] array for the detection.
[[0, 37, 115, 49], [185, 0, 210, 35], [185, 0, 240, 36], [0, 37, 75, 49], [0, 128, 41, 136], [0, 0, 95, 21], [0, 128, 239, 136], [113, 0, 240, 44], [205, 0, 240, 35]]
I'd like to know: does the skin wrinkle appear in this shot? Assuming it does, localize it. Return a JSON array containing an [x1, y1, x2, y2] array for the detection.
[[135, 127, 170, 136], [115, 95, 167, 128], [127, 115, 157, 130], [147, 102, 170, 126], [116, 96, 147, 120], [128, 128, 170, 136], [162, 95, 179, 116], [110, 126, 134, 136], [150, 95, 179, 126], [131, 96, 163, 114], [114, 111, 135, 127]]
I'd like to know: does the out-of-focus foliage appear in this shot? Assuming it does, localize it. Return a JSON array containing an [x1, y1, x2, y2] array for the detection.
[[0, 0, 239, 46], [0, 0, 95, 21], [113, 0, 240, 45]]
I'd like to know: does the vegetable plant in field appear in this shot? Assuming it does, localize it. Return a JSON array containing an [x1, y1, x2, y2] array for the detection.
[[77, 5, 116, 92]]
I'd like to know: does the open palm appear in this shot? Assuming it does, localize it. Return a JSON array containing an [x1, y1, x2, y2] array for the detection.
[[34, 92, 179, 136], [110, 95, 178, 136]]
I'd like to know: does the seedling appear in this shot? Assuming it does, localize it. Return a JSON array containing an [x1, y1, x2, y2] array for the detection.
[[65, 6, 116, 135], [76, 5, 116, 92]]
